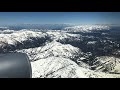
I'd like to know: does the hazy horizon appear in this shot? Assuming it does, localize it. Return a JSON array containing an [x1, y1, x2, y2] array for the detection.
[[0, 12, 120, 25]]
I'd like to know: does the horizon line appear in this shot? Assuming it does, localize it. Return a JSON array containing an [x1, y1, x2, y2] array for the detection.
[[0, 23, 120, 25]]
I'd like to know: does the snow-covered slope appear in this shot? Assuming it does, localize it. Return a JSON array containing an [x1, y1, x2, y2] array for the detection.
[[31, 56, 87, 78], [0, 29, 14, 34], [17, 41, 82, 61], [0, 30, 82, 53], [17, 40, 120, 78], [0, 30, 47, 45], [92, 56, 120, 74], [0, 30, 51, 53], [31, 56, 120, 78], [46, 31, 81, 41], [1, 29, 120, 78]]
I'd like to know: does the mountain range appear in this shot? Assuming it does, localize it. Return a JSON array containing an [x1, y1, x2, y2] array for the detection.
[[0, 24, 120, 78]]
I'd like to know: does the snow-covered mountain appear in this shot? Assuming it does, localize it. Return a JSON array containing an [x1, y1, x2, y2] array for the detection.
[[31, 56, 87, 78], [17, 41, 81, 61], [91, 56, 120, 74], [1, 24, 72, 30], [0, 30, 51, 53], [46, 31, 81, 41], [0, 30, 82, 53], [18, 42, 120, 78], [0, 28, 120, 78], [64, 25, 110, 32], [0, 27, 8, 30], [31, 56, 120, 78], [0, 30, 48, 45]]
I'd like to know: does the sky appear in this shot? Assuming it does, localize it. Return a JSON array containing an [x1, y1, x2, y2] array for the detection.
[[0, 12, 120, 25]]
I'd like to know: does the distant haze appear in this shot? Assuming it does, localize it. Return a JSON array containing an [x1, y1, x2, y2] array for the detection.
[[0, 12, 120, 25]]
